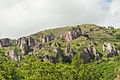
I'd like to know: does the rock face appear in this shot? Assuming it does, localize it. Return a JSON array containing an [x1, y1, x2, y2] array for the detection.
[[115, 75, 120, 80], [17, 37, 29, 55], [17, 37, 35, 55], [103, 43, 119, 57], [53, 47, 61, 54], [6, 50, 21, 61], [51, 42, 61, 47], [41, 54, 60, 63], [34, 44, 42, 51], [0, 38, 11, 47], [38, 47, 62, 63], [27, 37, 35, 47], [42, 34, 55, 43], [65, 45, 74, 57], [65, 27, 82, 42], [42, 55, 53, 62], [80, 46, 102, 63]]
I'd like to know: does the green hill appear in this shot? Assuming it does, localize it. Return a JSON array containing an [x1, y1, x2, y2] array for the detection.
[[0, 24, 120, 80]]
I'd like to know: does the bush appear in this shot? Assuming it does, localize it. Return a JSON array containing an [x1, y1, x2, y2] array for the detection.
[[116, 34, 120, 40]]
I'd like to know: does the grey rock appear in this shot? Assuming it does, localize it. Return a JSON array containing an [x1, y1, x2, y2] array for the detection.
[[42, 55, 60, 63], [27, 37, 35, 47], [42, 34, 55, 43], [65, 44, 75, 57], [103, 43, 118, 57], [17, 37, 29, 55], [0, 38, 11, 47], [51, 42, 61, 47], [65, 27, 82, 42], [80, 46, 102, 63], [6, 50, 21, 61], [34, 44, 42, 51], [53, 47, 61, 54]]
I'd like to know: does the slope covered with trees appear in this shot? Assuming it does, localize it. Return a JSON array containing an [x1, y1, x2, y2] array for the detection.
[[0, 24, 120, 80]]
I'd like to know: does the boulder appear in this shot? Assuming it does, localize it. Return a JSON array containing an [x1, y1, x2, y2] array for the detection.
[[103, 43, 118, 57], [0, 38, 11, 47], [80, 46, 102, 63], [65, 27, 82, 42]]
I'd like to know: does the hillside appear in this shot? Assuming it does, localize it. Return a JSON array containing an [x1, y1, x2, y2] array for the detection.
[[0, 24, 120, 80]]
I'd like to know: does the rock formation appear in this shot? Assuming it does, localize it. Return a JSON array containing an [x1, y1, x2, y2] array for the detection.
[[6, 50, 21, 61], [42, 55, 53, 62], [34, 44, 42, 51], [51, 42, 61, 47], [27, 37, 35, 47], [65, 45, 75, 57], [0, 38, 11, 47], [38, 47, 62, 63], [115, 75, 120, 80], [65, 27, 82, 42], [80, 46, 102, 63], [41, 54, 60, 63], [17, 37, 30, 55], [42, 34, 55, 43], [53, 47, 61, 54], [103, 43, 119, 57], [17, 37, 36, 55]]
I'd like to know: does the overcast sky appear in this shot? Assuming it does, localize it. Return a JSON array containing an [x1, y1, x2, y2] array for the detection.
[[0, 0, 120, 39]]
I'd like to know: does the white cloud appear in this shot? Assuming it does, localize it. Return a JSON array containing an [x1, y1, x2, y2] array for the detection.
[[104, 0, 120, 28], [0, 0, 119, 39]]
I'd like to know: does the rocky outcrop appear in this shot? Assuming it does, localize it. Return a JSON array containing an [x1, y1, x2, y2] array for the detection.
[[103, 43, 112, 52], [41, 54, 60, 63], [27, 37, 35, 47], [17, 37, 29, 54], [80, 46, 102, 63], [115, 75, 120, 80], [65, 45, 75, 57], [34, 44, 42, 51], [51, 42, 61, 47], [42, 55, 53, 62], [42, 34, 55, 43], [53, 47, 61, 54], [103, 43, 119, 57], [17, 37, 36, 55], [0, 38, 11, 47], [6, 50, 21, 61], [38, 47, 62, 63], [17, 37, 29, 55], [65, 27, 82, 42]]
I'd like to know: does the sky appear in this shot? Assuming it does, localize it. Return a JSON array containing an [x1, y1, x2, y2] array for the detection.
[[0, 0, 120, 39]]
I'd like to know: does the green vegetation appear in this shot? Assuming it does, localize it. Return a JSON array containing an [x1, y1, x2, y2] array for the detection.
[[0, 53, 120, 80], [0, 24, 120, 80]]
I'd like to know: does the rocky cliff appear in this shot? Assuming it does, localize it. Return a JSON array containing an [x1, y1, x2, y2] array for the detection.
[[0, 24, 120, 64]]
